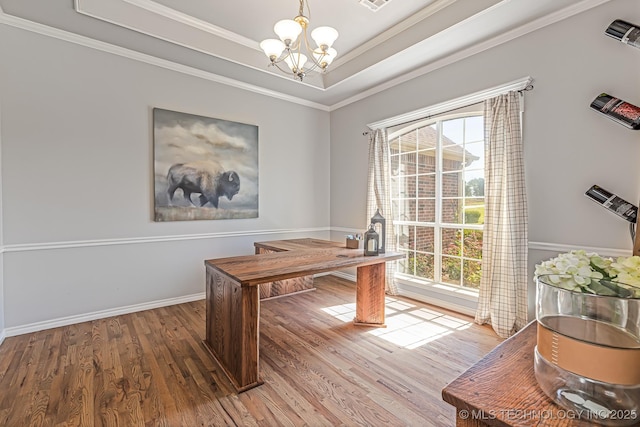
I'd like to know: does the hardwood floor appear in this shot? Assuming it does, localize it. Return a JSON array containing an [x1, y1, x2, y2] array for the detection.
[[0, 276, 501, 426]]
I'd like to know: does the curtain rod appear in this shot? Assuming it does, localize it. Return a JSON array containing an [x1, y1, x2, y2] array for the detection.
[[364, 76, 534, 134], [362, 83, 534, 136]]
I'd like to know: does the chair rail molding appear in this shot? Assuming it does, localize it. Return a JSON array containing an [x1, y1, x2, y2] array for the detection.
[[331, 229, 632, 258], [3, 227, 330, 252], [528, 241, 632, 258]]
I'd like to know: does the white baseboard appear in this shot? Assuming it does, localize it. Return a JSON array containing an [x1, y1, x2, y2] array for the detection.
[[330, 271, 475, 316], [8, 237, 625, 339], [330, 271, 356, 282], [4, 292, 205, 337], [6, 274, 347, 338]]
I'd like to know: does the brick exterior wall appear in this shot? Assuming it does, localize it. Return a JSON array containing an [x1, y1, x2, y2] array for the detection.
[[390, 124, 483, 288]]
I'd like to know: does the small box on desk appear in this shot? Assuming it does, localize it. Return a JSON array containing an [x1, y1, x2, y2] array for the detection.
[[346, 239, 363, 249]]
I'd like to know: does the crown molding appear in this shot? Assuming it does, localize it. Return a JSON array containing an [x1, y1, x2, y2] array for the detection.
[[0, 10, 330, 111], [79, 0, 460, 85], [122, 0, 259, 50], [331, 0, 457, 69], [328, 0, 612, 111], [1, 0, 616, 111], [74, 0, 328, 91]]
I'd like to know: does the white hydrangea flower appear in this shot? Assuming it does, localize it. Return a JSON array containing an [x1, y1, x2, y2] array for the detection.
[[534, 250, 640, 298], [609, 256, 640, 297]]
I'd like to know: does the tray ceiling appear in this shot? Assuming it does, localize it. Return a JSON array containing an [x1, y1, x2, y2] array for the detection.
[[1, 0, 613, 108]]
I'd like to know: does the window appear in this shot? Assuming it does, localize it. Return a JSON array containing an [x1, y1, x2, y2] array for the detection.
[[389, 111, 484, 291]]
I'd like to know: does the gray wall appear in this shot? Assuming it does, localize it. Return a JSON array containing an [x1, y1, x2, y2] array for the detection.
[[0, 96, 3, 337], [1, 0, 639, 335], [0, 24, 330, 330], [330, 0, 640, 317], [0, 255, 4, 337]]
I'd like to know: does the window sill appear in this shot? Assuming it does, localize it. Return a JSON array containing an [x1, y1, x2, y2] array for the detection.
[[395, 274, 479, 300], [395, 274, 479, 316]]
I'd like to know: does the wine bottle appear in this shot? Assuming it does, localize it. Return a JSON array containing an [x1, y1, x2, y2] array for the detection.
[[605, 19, 640, 49], [590, 93, 640, 130], [585, 185, 638, 223]]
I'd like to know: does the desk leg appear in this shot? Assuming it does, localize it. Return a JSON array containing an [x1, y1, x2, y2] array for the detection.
[[354, 263, 386, 327], [203, 265, 262, 393]]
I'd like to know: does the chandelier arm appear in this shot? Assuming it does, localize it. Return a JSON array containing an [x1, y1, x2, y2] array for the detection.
[[270, 60, 304, 81], [273, 61, 304, 81], [272, 47, 305, 76], [271, 62, 293, 75], [274, 48, 292, 65], [300, 25, 326, 70]]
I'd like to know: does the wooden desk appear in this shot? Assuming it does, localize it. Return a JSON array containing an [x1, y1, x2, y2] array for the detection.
[[442, 322, 592, 427], [254, 238, 345, 252], [253, 238, 344, 299], [203, 239, 404, 393]]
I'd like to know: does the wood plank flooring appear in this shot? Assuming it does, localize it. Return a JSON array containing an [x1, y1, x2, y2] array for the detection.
[[0, 275, 501, 426]]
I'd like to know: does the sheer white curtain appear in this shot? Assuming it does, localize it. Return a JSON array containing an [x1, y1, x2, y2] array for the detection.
[[367, 129, 398, 295], [475, 91, 528, 338]]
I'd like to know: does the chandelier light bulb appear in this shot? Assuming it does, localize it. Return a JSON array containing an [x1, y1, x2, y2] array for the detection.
[[274, 19, 302, 45], [284, 53, 308, 72], [260, 39, 286, 61], [313, 47, 337, 68], [311, 26, 339, 50], [260, 0, 338, 81]]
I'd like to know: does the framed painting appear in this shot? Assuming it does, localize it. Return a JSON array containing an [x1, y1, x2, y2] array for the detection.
[[153, 108, 258, 221]]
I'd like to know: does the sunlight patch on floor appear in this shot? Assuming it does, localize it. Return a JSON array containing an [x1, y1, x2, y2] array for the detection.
[[321, 297, 473, 349], [321, 303, 357, 322]]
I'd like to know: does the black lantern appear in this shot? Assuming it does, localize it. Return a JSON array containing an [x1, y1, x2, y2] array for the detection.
[[364, 224, 379, 256], [370, 209, 386, 253]]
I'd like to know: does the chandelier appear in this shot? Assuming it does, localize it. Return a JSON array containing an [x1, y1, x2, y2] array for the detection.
[[260, 0, 338, 81]]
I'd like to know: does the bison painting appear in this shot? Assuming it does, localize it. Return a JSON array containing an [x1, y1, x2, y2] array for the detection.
[[167, 161, 240, 208], [153, 108, 258, 221]]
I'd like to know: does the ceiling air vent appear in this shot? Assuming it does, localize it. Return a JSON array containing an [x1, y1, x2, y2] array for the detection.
[[359, 0, 391, 12]]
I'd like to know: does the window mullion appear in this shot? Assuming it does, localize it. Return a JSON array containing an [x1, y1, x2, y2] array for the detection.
[[434, 122, 443, 283]]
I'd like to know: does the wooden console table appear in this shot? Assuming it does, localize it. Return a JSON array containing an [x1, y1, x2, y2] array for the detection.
[[203, 239, 403, 392], [253, 238, 343, 299], [442, 322, 592, 426]]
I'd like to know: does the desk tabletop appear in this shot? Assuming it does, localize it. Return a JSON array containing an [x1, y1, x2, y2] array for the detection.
[[442, 322, 592, 426], [206, 240, 404, 287], [254, 238, 344, 252]]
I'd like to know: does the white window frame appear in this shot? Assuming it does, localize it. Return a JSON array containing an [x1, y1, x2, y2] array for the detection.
[[390, 112, 484, 290], [367, 76, 532, 313]]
